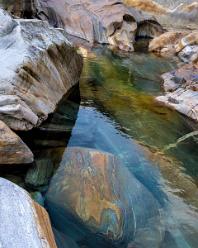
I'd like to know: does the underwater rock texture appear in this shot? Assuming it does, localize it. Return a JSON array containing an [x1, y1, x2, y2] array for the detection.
[[0, 177, 57, 248], [0, 8, 82, 130], [156, 64, 198, 122], [46, 147, 164, 248], [0, 120, 33, 164]]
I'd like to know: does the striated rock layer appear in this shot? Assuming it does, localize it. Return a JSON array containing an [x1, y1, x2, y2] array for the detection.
[[46, 147, 164, 248], [0, 120, 33, 164], [0, 177, 57, 248], [37, 0, 164, 51], [0, 0, 164, 52], [0, 8, 83, 130]]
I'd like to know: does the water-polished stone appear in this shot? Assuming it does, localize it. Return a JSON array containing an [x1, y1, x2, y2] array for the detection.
[[0, 120, 33, 164], [0, 8, 82, 131], [0, 177, 57, 248], [46, 147, 164, 248]]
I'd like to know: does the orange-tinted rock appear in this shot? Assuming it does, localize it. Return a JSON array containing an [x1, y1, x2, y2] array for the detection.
[[149, 31, 188, 56], [0, 120, 33, 164], [124, 0, 168, 15]]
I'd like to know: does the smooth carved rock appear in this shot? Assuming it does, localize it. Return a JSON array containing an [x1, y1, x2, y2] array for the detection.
[[156, 64, 198, 122], [36, 0, 163, 52], [0, 120, 33, 164], [0, 8, 82, 130], [46, 147, 164, 248], [0, 177, 57, 248]]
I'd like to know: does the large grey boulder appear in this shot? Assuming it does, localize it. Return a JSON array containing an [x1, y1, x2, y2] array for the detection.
[[0, 8, 82, 130], [0, 177, 57, 248]]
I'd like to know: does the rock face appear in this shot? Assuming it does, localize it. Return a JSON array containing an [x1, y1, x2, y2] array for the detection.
[[0, 8, 82, 131], [37, 0, 163, 51], [0, 120, 33, 164], [46, 147, 164, 248], [156, 64, 198, 122], [0, 177, 57, 248]]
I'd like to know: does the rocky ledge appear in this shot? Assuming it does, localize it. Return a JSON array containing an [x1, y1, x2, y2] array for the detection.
[[149, 30, 198, 122], [0, 8, 82, 131], [156, 64, 198, 122]]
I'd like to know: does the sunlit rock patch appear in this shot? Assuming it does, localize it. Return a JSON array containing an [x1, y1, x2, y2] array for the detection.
[[0, 177, 57, 248]]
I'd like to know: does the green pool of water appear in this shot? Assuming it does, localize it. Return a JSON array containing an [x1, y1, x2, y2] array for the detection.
[[64, 48, 198, 247]]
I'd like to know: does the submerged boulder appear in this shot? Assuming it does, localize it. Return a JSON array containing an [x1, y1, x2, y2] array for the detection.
[[0, 177, 57, 248], [46, 147, 164, 248], [0, 120, 33, 164], [156, 64, 198, 122], [0, 8, 82, 130]]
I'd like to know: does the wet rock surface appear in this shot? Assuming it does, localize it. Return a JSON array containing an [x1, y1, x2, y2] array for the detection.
[[46, 147, 164, 248], [0, 177, 57, 248], [0, 8, 82, 131], [0, 120, 33, 164]]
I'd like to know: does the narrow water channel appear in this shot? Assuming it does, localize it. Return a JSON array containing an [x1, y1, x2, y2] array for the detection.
[[2, 48, 198, 248]]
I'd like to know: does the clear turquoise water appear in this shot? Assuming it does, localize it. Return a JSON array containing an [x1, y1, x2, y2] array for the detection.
[[65, 49, 198, 247]]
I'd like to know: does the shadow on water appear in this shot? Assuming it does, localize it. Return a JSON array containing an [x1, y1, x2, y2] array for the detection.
[[0, 85, 81, 193]]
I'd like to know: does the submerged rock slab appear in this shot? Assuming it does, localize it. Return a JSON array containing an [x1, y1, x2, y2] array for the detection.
[[0, 8, 82, 130], [0, 120, 33, 164], [156, 64, 198, 122], [46, 147, 164, 248], [0, 177, 57, 248]]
